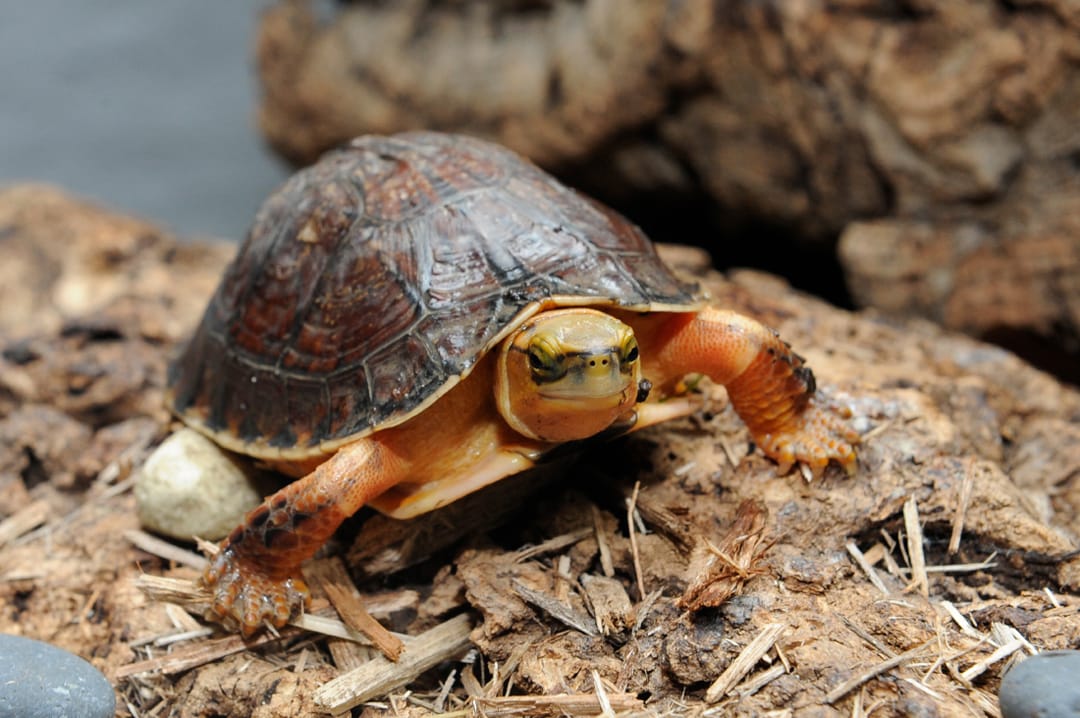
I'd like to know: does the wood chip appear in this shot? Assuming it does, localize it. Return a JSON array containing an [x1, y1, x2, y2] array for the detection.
[[580, 573, 634, 637], [705, 622, 786, 703], [903, 497, 929, 597], [511, 579, 597, 636], [313, 613, 473, 713], [305, 557, 404, 661], [0, 500, 50, 547]]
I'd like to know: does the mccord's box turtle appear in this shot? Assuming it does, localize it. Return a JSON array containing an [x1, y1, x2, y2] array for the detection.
[[166, 132, 859, 634]]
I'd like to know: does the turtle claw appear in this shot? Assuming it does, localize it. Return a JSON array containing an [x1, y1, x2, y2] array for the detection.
[[202, 547, 310, 636], [754, 400, 859, 480]]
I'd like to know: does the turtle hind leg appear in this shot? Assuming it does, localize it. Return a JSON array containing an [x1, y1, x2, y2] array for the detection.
[[202, 438, 407, 634], [638, 308, 859, 478]]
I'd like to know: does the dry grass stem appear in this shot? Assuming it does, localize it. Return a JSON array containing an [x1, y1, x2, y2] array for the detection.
[[627, 481, 646, 599], [948, 466, 975, 554], [124, 529, 206, 570], [470, 692, 643, 716], [512, 527, 592, 563], [958, 637, 1025, 683], [824, 639, 935, 704], [704, 622, 786, 703], [838, 614, 895, 659], [902, 497, 929, 597], [592, 505, 615, 578], [0, 500, 49, 547], [845, 541, 891, 596], [114, 625, 300, 679], [737, 663, 786, 697], [591, 669, 616, 718]]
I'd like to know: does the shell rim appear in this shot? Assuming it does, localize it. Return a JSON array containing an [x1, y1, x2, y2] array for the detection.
[[170, 294, 705, 462]]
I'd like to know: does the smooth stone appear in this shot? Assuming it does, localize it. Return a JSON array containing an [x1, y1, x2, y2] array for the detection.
[[0, 634, 115, 718], [999, 650, 1080, 718], [136, 427, 271, 541]]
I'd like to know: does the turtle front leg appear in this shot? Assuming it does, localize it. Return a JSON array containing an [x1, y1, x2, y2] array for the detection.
[[638, 308, 859, 477], [202, 438, 406, 634]]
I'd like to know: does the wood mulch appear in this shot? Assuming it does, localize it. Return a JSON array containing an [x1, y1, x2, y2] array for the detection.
[[1, 185, 1078, 716]]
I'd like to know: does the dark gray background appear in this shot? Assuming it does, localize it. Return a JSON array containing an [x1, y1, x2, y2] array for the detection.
[[0, 1, 290, 241]]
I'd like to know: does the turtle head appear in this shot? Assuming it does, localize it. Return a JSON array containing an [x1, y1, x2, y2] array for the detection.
[[496, 308, 643, 442]]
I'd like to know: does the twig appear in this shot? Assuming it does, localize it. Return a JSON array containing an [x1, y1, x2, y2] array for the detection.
[[512, 527, 592, 563], [824, 639, 934, 704], [705, 622, 786, 703], [124, 529, 206, 570], [958, 637, 1025, 683]]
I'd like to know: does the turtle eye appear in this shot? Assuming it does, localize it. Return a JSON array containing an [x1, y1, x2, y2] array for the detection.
[[527, 341, 564, 382], [621, 337, 639, 365]]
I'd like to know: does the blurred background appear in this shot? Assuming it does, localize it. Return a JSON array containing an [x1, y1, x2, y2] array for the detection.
[[0, 0, 288, 240]]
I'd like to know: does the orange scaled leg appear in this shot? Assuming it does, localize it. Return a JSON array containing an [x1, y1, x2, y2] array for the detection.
[[637, 308, 859, 477], [201, 438, 407, 635]]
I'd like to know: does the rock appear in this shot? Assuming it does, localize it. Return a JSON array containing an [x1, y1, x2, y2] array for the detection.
[[999, 650, 1080, 718], [135, 428, 271, 541], [0, 633, 115, 718]]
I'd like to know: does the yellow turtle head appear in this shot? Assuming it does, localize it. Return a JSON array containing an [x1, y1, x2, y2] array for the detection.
[[495, 308, 644, 442]]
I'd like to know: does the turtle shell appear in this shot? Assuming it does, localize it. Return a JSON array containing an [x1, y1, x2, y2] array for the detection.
[[168, 132, 701, 459]]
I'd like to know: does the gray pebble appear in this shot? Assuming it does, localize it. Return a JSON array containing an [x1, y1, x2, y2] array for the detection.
[[999, 650, 1080, 718], [0, 634, 115, 718]]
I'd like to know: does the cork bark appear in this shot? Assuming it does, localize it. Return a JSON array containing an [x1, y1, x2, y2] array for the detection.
[[254, 0, 1080, 369]]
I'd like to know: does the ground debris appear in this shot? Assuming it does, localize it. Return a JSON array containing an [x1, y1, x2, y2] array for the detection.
[[677, 499, 772, 612], [1, 186, 1079, 715]]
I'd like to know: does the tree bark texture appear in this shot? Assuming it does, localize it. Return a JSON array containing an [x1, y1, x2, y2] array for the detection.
[[254, 0, 1080, 367]]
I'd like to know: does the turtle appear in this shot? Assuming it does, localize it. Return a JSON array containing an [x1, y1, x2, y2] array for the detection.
[[167, 131, 859, 634]]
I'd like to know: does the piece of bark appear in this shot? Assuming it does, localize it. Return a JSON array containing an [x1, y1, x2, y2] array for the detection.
[[254, 1, 1080, 366]]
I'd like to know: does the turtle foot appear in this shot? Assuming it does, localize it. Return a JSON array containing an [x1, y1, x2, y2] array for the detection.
[[201, 547, 310, 636], [753, 399, 860, 480]]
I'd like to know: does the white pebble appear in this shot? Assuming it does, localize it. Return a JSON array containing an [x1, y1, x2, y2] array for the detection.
[[135, 428, 268, 541]]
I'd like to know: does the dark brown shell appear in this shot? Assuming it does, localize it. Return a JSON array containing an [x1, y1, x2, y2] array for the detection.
[[168, 132, 700, 459]]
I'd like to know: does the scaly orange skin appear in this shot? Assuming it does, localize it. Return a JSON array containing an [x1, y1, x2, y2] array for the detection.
[[202, 307, 858, 635]]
